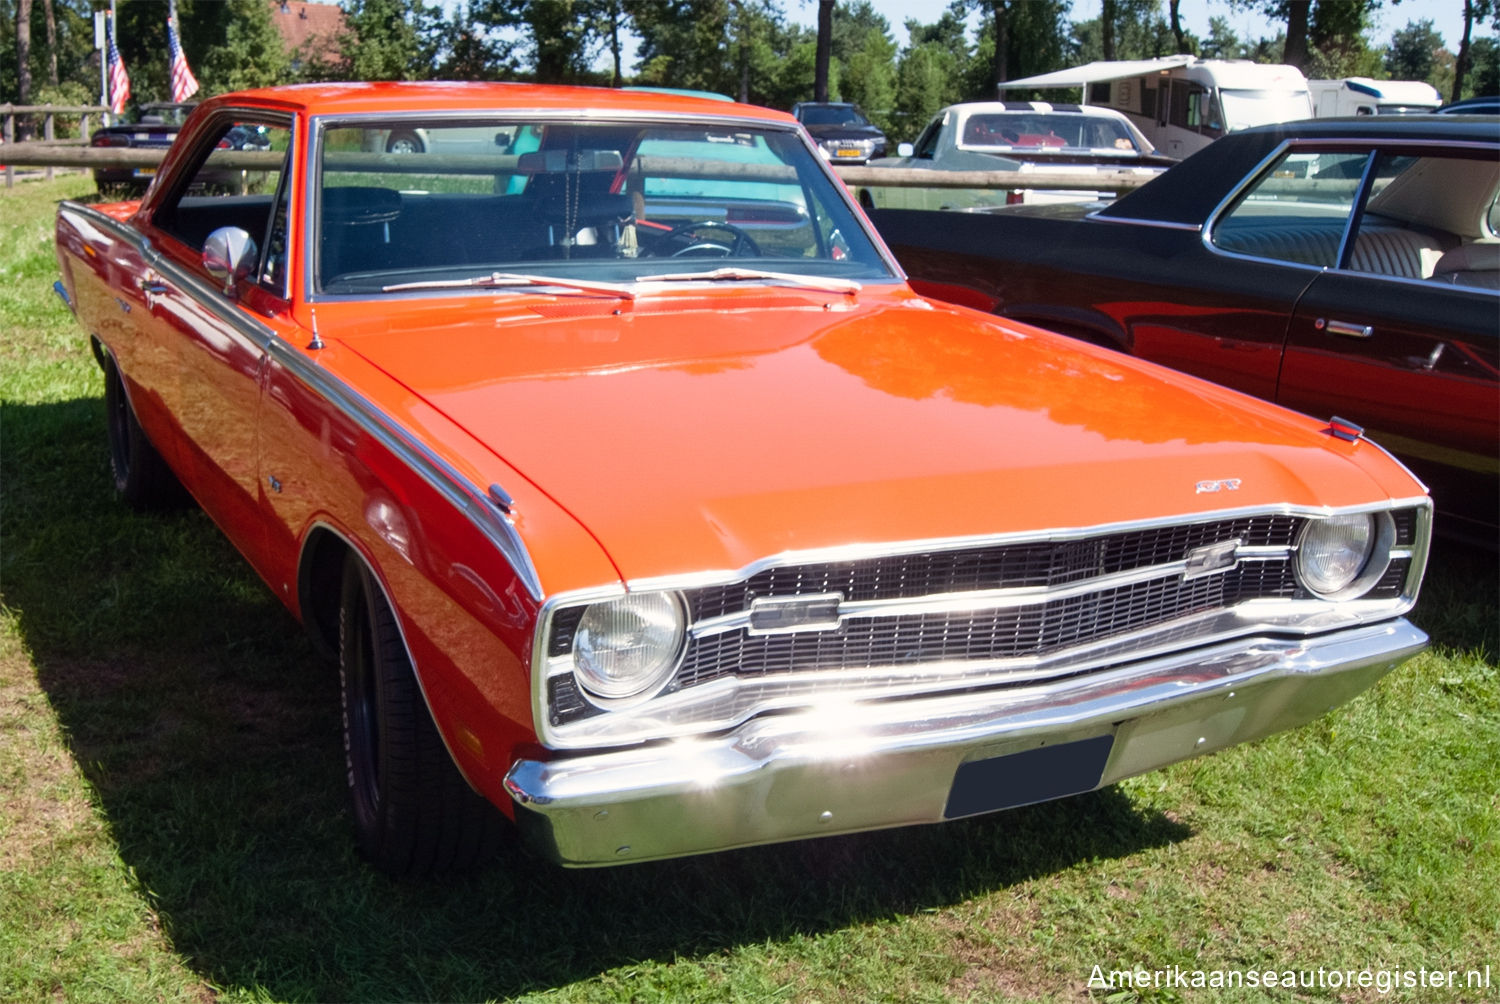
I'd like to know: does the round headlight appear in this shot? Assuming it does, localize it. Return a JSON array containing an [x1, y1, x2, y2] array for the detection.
[[1297, 513, 1375, 597], [572, 592, 685, 701]]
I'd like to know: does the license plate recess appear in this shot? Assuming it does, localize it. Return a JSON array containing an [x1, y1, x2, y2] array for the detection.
[[943, 734, 1113, 819]]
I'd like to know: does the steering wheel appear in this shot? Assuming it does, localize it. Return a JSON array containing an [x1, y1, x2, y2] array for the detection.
[[652, 220, 761, 258]]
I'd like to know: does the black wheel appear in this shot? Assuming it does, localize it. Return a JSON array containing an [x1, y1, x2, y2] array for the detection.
[[653, 219, 762, 258], [339, 555, 504, 876], [385, 130, 424, 154], [102, 353, 183, 510]]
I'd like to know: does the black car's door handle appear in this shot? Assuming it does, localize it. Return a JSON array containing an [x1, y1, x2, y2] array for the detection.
[[1316, 317, 1374, 339]]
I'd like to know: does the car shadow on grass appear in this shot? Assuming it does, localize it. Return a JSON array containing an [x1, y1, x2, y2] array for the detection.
[[27, 394, 1454, 1002]]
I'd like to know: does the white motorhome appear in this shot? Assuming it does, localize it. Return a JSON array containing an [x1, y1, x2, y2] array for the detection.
[[1310, 78, 1442, 116], [998, 56, 1313, 158]]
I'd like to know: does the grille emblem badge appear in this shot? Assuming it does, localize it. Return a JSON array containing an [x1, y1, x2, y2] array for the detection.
[[748, 593, 844, 635], [1195, 478, 1242, 494], [1184, 539, 1241, 580]]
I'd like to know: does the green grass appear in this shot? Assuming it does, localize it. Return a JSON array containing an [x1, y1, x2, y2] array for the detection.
[[2, 174, 1497, 1003]]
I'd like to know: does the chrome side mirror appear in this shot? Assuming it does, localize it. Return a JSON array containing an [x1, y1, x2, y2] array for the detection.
[[202, 226, 258, 297], [897, 142, 914, 158]]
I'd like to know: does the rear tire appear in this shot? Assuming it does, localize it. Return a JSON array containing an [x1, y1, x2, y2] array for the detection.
[[385, 130, 424, 154], [103, 353, 183, 510], [339, 556, 504, 876]]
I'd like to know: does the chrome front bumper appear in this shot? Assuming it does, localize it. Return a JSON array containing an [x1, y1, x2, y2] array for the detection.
[[505, 620, 1426, 867]]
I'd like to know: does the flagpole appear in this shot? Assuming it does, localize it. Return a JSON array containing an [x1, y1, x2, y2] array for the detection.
[[105, 0, 116, 125]]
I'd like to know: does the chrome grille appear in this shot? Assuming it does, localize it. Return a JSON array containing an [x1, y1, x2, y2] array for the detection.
[[679, 560, 1298, 686], [688, 515, 1300, 620], [548, 515, 1310, 726]]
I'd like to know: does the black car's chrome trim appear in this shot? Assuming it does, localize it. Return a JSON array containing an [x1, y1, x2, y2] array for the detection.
[[59, 198, 545, 603], [1087, 213, 1201, 232]]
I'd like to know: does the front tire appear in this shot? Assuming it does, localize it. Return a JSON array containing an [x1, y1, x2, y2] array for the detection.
[[103, 353, 183, 509], [339, 556, 504, 876], [384, 130, 424, 154]]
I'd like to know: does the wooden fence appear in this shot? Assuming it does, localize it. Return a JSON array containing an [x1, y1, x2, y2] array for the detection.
[[1, 104, 110, 185]]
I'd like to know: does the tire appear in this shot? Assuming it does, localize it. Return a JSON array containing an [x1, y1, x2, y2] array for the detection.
[[103, 353, 183, 510], [339, 556, 504, 876], [384, 130, 424, 154]]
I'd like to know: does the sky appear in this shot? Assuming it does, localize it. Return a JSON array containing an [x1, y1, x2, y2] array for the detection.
[[778, 0, 1493, 53]]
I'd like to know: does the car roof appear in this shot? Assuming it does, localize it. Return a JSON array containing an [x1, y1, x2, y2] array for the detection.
[[198, 81, 795, 125], [1101, 114, 1499, 226], [943, 101, 1136, 120]]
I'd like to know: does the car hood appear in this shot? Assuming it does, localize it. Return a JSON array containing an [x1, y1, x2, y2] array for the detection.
[[328, 288, 1405, 587]]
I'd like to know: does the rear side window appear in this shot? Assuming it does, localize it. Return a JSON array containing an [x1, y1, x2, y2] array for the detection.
[[1211, 150, 1368, 267]]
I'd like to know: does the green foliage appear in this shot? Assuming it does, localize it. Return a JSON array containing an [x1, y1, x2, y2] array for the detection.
[[1385, 18, 1446, 82], [1468, 35, 1499, 96], [194, 0, 293, 95], [339, 0, 441, 82]]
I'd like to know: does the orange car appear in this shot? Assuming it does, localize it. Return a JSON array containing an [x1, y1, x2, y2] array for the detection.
[[55, 82, 1431, 876]]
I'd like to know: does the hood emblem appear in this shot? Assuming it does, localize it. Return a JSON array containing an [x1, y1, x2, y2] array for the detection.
[[1195, 478, 1242, 494]]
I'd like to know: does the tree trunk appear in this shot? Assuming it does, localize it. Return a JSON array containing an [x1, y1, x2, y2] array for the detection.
[[1102, 0, 1115, 61], [991, 0, 1010, 91], [1169, 0, 1186, 53], [45, 0, 57, 87], [814, 0, 832, 102], [609, 3, 622, 87], [1452, 0, 1474, 102], [1282, 0, 1310, 70], [16, 0, 33, 140]]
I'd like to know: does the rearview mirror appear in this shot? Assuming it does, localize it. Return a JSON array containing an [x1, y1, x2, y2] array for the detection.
[[202, 226, 258, 297]]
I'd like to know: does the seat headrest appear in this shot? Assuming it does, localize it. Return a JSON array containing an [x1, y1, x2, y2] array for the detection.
[[321, 186, 402, 225]]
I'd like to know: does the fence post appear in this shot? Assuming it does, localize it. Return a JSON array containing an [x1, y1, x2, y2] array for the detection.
[[4, 110, 13, 189], [44, 112, 56, 181]]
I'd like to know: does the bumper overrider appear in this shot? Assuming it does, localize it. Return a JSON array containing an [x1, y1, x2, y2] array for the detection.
[[506, 618, 1426, 866]]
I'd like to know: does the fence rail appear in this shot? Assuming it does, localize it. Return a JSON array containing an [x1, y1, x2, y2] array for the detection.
[[2, 103, 111, 185], [3, 139, 1160, 196]]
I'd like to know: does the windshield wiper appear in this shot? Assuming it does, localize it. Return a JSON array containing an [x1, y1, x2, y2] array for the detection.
[[635, 267, 861, 295], [383, 271, 636, 299]]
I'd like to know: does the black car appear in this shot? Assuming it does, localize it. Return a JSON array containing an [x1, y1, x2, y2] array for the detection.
[[1436, 95, 1500, 114], [89, 102, 197, 192], [792, 101, 887, 165], [874, 115, 1499, 544]]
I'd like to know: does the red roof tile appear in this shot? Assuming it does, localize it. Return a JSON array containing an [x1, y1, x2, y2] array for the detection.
[[268, 1, 346, 64]]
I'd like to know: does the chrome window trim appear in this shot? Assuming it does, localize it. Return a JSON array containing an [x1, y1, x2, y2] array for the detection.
[[62, 199, 545, 602], [531, 498, 1430, 749], [1086, 212, 1201, 232], [1201, 136, 1500, 273]]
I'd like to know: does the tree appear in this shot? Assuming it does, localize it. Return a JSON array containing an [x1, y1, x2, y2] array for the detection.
[[838, 17, 897, 129], [1201, 15, 1245, 58], [1385, 18, 1444, 81], [16, 0, 32, 119], [194, 0, 293, 93], [1467, 35, 1499, 97], [1452, 0, 1497, 101], [338, 0, 439, 81], [892, 40, 961, 139]]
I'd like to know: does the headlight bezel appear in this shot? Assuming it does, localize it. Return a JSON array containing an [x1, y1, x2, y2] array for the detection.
[[1295, 510, 1396, 600], [567, 590, 688, 705]]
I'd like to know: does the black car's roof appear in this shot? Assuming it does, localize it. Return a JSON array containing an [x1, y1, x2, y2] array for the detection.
[[1100, 115, 1500, 226]]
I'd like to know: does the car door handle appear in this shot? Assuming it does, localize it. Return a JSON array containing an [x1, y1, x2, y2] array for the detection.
[[1315, 318, 1373, 339]]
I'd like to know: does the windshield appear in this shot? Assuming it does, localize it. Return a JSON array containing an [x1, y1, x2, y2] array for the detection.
[[798, 105, 872, 128], [1219, 88, 1313, 131], [958, 112, 1146, 154], [315, 118, 891, 294]]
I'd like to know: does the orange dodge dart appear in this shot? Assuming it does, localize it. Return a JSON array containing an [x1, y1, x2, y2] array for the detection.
[[56, 82, 1431, 876]]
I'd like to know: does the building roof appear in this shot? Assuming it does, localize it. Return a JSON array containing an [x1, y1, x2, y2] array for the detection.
[[268, 1, 345, 67]]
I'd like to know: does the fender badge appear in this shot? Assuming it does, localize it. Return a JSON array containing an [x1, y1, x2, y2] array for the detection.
[[1195, 478, 1242, 494]]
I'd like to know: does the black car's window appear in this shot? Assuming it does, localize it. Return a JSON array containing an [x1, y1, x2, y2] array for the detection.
[[314, 118, 893, 294], [1211, 150, 1369, 267], [154, 117, 293, 296], [1213, 146, 1500, 288]]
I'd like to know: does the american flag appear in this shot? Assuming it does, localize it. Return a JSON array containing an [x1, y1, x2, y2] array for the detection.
[[167, 13, 199, 103], [106, 12, 130, 115]]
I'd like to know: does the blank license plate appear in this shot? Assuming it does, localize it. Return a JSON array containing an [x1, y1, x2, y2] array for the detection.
[[943, 735, 1113, 818]]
